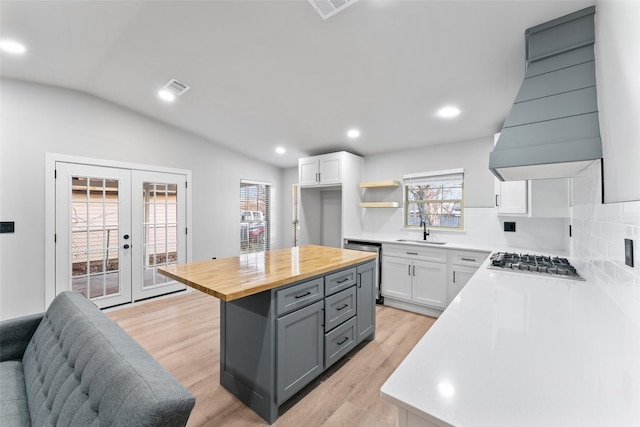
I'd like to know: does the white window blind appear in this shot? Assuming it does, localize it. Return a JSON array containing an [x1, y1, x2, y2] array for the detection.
[[240, 180, 270, 254], [403, 168, 464, 229]]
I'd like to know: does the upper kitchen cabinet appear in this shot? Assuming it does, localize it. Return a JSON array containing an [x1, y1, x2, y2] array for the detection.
[[298, 152, 364, 247], [299, 152, 345, 187]]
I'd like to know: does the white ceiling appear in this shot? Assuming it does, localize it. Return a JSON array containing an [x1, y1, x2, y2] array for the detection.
[[0, 0, 595, 168]]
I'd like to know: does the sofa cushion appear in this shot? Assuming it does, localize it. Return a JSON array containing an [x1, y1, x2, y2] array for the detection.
[[21, 292, 194, 427], [0, 360, 31, 425]]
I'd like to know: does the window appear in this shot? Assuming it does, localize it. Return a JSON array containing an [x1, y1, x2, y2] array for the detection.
[[240, 180, 270, 254], [403, 169, 464, 230]]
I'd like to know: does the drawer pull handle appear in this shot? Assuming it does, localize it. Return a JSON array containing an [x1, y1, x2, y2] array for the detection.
[[406, 251, 418, 255], [337, 304, 349, 311], [461, 257, 476, 262], [337, 277, 350, 283], [337, 337, 349, 345], [295, 291, 311, 299]]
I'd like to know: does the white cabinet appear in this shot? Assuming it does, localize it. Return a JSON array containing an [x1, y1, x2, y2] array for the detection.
[[412, 260, 447, 308], [299, 153, 343, 187], [298, 152, 364, 246], [381, 244, 447, 311], [447, 250, 490, 305], [381, 256, 413, 301], [495, 180, 528, 214]]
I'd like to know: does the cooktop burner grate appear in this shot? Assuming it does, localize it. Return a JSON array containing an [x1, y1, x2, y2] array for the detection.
[[488, 252, 585, 281]]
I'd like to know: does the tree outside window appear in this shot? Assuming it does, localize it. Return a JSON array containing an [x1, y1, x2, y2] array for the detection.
[[404, 170, 464, 230]]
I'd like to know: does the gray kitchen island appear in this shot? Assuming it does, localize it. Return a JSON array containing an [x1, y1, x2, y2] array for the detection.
[[160, 245, 378, 423]]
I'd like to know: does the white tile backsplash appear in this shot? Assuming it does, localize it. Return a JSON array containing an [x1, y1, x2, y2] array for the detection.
[[571, 161, 640, 323]]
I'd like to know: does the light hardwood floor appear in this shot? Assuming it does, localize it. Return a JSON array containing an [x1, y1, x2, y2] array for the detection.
[[107, 290, 437, 426]]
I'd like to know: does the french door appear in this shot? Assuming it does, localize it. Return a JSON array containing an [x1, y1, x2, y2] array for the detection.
[[55, 163, 187, 308]]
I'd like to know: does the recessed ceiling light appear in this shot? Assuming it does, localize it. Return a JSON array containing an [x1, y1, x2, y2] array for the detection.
[[158, 89, 176, 102], [436, 106, 461, 118], [0, 39, 26, 55], [275, 146, 286, 154], [347, 129, 360, 139]]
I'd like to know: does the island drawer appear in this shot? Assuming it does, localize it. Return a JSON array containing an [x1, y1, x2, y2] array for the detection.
[[276, 278, 324, 316], [324, 286, 356, 332], [325, 267, 356, 296], [325, 316, 357, 369]]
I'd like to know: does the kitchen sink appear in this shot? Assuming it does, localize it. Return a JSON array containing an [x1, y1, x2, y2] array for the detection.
[[395, 239, 446, 245]]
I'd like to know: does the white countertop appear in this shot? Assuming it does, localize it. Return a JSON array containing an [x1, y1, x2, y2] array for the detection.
[[380, 256, 640, 426], [344, 234, 567, 256]]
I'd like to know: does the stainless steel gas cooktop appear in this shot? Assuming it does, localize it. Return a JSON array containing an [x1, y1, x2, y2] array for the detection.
[[488, 252, 585, 281]]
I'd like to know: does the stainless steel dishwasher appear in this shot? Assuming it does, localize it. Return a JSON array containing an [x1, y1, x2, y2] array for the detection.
[[343, 239, 383, 304]]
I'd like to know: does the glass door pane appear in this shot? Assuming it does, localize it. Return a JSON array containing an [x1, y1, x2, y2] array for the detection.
[[56, 163, 132, 308], [132, 171, 186, 301]]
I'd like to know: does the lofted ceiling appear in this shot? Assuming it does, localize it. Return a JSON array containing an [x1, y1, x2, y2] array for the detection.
[[0, 0, 595, 168]]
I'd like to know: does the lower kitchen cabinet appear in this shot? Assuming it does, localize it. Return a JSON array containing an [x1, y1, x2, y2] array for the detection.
[[448, 264, 478, 304], [276, 300, 324, 404], [382, 254, 447, 309], [381, 255, 413, 301], [356, 261, 376, 343], [220, 259, 376, 424], [412, 260, 447, 309], [382, 244, 489, 317]]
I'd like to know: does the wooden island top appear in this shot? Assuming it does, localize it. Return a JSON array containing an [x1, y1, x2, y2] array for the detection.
[[158, 245, 377, 302]]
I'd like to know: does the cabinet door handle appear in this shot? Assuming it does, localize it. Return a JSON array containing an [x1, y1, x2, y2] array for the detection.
[[406, 251, 418, 255], [407, 265, 411, 276], [412, 265, 416, 276], [295, 291, 311, 299], [337, 277, 350, 283], [337, 304, 349, 311], [337, 337, 349, 345], [453, 271, 456, 283], [495, 195, 499, 207], [461, 257, 476, 262], [357, 272, 361, 288]]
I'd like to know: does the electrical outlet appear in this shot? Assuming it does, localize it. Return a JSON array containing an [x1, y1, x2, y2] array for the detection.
[[625, 239, 634, 267], [504, 221, 516, 232], [0, 222, 15, 233]]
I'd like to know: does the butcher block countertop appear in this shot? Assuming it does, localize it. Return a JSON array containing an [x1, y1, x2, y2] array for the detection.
[[158, 245, 377, 302]]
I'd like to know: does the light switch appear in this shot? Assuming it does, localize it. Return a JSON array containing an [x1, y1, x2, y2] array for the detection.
[[625, 239, 634, 268], [0, 222, 15, 233]]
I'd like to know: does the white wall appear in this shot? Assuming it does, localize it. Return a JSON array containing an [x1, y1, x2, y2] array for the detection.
[[359, 137, 568, 252], [0, 78, 284, 319], [595, 0, 640, 203], [572, 161, 640, 324]]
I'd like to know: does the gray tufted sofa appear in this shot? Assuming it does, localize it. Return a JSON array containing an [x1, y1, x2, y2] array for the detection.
[[0, 291, 195, 426]]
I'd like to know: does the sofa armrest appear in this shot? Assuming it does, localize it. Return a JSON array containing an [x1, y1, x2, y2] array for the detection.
[[0, 312, 44, 361]]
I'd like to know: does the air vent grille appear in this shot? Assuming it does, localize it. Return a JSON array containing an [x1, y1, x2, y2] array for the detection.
[[308, 0, 359, 19], [161, 79, 191, 96]]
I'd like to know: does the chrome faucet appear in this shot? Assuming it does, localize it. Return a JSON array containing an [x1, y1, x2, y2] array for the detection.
[[421, 220, 430, 241]]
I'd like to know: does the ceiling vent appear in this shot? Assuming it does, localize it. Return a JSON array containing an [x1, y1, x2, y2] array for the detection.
[[161, 78, 191, 97], [308, 0, 360, 20]]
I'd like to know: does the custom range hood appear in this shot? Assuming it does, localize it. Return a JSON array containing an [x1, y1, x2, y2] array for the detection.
[[489, 6, 602, 181]]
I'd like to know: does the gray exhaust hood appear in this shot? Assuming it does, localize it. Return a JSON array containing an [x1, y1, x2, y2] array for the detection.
[[489, 6, 602, 181]]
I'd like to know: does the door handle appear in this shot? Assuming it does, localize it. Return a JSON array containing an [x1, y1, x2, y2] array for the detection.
[[123, 234, 130, 240], [123, 244, 130, 249], [453, 271, 456, 283], [413, 265, 416, 276], [495, 195, 499, 207]]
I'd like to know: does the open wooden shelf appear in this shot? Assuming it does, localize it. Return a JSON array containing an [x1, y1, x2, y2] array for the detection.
[[359, 180, 401, 188], [359, 202, 400, 208]]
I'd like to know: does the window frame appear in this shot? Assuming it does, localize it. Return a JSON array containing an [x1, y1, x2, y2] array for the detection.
[[240, 179, 271, 254], [403, 168, 464, 231]]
